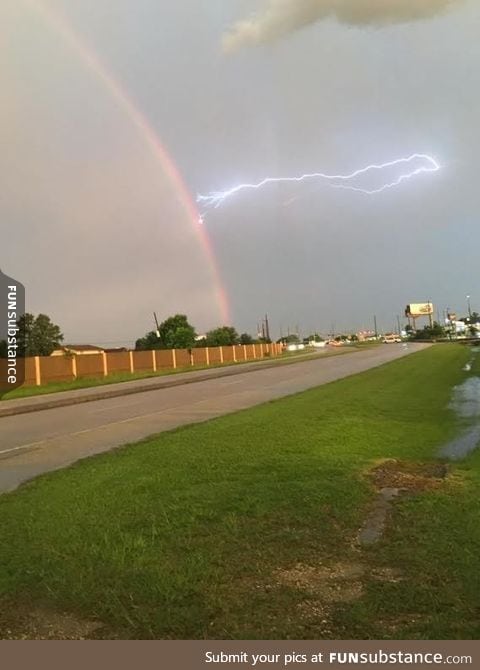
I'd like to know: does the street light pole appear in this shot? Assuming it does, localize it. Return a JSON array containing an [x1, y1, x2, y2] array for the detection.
[[467, 295, 472, 320]]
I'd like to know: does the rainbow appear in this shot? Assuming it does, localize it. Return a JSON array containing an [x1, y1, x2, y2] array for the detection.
[[25, 0, 231, 324]]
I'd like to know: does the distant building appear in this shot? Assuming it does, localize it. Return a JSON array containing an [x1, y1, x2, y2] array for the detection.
[[356, 330, 377, 342], [51, 344, 104, 356], [444, 320, 467, 336]]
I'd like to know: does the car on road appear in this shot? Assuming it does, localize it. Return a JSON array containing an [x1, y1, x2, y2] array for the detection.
[[383, 334, 402, 343]]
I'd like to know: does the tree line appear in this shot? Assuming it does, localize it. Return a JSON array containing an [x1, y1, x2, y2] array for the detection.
[[409, 312, 480, 340], [135, 314, 264, 350]]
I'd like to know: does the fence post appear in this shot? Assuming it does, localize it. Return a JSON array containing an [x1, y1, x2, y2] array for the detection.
[[253, 345, 257, 360], [219, 346, 224, 363], [172, 349, 177, 369], [205, 347, 210, 366], [233, 346, 237, 362], [129, 350, 134, 374], [34, 356, 41, 386], [152, 350, 157, 372], [71, 355, 77, 380], [103, 352, 108, 376]]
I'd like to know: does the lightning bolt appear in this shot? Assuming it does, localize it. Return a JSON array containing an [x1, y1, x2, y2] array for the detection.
[[197, 153, 440, 212]]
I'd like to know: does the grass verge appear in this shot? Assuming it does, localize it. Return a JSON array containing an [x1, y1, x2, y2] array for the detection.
[[0, 344, 478, 639]]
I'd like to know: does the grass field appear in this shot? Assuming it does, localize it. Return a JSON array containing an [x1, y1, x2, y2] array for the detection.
[[0, 344, 479, 639], [1, 346, 358, 402]]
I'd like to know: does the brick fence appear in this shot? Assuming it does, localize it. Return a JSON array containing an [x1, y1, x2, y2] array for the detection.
[[17, 343, 284, 387]]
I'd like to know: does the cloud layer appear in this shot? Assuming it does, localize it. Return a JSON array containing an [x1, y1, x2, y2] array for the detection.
[[223, 0, 463, 52]]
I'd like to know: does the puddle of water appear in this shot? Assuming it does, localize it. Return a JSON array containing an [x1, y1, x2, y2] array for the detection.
[[448, 377, 480, 418], [439, 426, 480, 461], [441, 375, 480, 460]]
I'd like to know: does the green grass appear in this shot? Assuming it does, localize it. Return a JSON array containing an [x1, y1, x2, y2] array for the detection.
[[1, 344, 478, 639], [1, 346, 362, 401]]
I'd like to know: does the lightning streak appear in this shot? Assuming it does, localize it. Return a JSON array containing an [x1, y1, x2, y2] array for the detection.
[[197, 153, 440, 211]]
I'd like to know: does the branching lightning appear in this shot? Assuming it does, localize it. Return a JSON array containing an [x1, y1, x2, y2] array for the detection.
[[332, 164, 440, 195], [197, 153, 440, 217]]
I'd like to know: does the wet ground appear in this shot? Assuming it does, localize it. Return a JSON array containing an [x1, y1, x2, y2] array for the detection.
[[439, 348, 480, 460], [439, 425, 480, 460]]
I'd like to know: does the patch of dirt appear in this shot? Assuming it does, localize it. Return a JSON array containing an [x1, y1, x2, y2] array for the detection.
[[0, 602, 110, 640], [296, 600, 334, 634], [252, 460, 449, 633], [357, 460, 449, 547], [368, 459, 448, 493], [370, 567, 405, 583], [275, 561, 365, 604]]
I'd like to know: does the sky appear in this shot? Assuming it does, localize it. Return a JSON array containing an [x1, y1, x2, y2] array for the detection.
[[2, 0, 479, 345]]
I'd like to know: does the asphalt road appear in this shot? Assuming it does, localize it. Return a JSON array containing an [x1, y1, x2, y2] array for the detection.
[[0, 344, 429, 493]]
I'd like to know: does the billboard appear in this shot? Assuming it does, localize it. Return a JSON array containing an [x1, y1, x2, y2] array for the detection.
[[405, 303, 433, 317]]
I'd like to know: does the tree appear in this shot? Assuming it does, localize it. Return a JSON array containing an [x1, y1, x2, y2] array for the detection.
[[412, 321, 445, 341], [135, 331, 162, 351], [205, 326, 239, 347], [136, 314, 196, 350], [306, 333, 324, 343], [239, 332, 254, 345], [17, 313, 64, 356]]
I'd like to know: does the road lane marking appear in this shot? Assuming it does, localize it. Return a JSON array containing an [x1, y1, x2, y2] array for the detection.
[[0, 442, 45, 456]]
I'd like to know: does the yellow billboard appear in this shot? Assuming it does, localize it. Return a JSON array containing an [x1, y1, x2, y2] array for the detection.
[[406, 303, 434, 317]]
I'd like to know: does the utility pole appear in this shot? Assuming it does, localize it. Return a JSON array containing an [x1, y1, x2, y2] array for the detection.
[[396, 315, 401, 335], [153, 312, 160, 338], [264, 314, 270, 342], [467, 295, 472, 320], [373, 315, 378, 339]]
